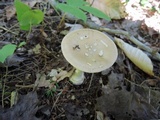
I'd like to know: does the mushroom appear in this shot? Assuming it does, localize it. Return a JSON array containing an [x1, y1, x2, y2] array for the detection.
[[61, 29, 118, 85]]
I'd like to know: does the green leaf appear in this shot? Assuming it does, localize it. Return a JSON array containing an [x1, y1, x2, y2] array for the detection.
[[0, 44, 17, 63], [80, 6, 111, 21], [66, 0, 89, 7], [125, 0, 130, 2], [56, 3, 87, 22], [140, 0, 149, 6], [14, 0, 44, 30], [32, 10, 44, 24], [14, 0, 31, 21], [18, 42, 26, 47], [19, 10, 44, 30], [20, 24, 31, 31]]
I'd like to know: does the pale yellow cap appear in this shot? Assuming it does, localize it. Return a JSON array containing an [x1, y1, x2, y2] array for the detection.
[[61, 29, 118, 73]]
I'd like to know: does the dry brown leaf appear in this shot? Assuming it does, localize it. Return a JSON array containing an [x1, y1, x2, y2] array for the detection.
[[5, 6, 16, 20], [34, 69, 70, 88], [86, 0, 127, 19], [115, 37, 154, 76], [24, 0, 41, 8], [49, 69, 75, 83], [32, 44, 41, 54], [34, 73, 52, 88]]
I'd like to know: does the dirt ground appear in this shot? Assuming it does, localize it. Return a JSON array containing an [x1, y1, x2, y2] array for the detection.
[[0, 0, 160, 120]]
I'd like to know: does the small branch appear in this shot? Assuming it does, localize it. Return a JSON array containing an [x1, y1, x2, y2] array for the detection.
[[15, 84, 34, 88], [0, 26, 18, 36], [87, 73, 94, 91]]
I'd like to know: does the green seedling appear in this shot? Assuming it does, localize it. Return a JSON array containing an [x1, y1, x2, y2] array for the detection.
[[56, 0, 111, 22], [0, 42, 26, 63], [45, 82, 59, 97], [45, 87, 56, 97], [14, 0, 44, 30]]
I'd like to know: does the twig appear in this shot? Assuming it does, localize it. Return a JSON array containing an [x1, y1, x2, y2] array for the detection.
[[0, 2, 13, 5], [125, 78, 160, 90], [148, 88, 151, 104], [0, 25, 18, 36], [15, 84, 34, 88], [87, 73, 94, 91], [2, 67, 9, 108]]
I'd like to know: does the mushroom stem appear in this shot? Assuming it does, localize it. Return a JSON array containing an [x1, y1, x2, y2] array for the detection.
[[70, 69, 85, 85]]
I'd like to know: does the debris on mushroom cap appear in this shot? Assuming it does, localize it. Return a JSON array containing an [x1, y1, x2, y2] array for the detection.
[[61, 29, 118, 73]]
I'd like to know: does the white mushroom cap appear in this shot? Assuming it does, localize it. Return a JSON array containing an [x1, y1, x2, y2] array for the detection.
[[61, 29, 118, 73]]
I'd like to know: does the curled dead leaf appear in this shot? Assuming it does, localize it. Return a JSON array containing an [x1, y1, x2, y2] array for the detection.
[[86, 0, 127, 19], [115, 37, 154, 76]]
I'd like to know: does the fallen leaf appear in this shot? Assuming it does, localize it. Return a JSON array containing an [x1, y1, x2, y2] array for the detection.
[[96, 111, 104, 120], [65, 23, 84, 32], [48, 69, 58, 77], [24, 0, 43, 8], [107, 72, 124, 89], [5, 6, 16, 20], [10, 91, 18, 107], [121, 19, 142, 36], [51, 69, 74, 83], [64, 103, 89, 120], [0, 92, 40, 120], [48, 69, 72, 82], [5, 54, 26, 67], [34, 73, 52, 88], [32, 44, 41, 54], [56, 70, 70, 81], [135, 85, 160, 109], [115, 37, 154, 75], [96, 89, 158, 119], [34, 69, 72, 88], [86, 0, 127, 19]]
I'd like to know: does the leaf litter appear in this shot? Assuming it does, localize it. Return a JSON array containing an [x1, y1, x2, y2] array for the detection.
[[0, 92, 41, 120], [96, 72, 159, 119], [0, 0, 160, 120]]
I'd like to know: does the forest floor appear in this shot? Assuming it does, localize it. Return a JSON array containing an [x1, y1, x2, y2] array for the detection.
[[0, 0, 160, 120]]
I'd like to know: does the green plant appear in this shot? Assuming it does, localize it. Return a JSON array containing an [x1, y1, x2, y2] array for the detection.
[[45, 87, 57, 97], [0, 42, 26, 63], [152, 6, 160, 14], [45, 82, 59, 97], [14, 0, 44, 30], [56, 0, 111, 22]]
